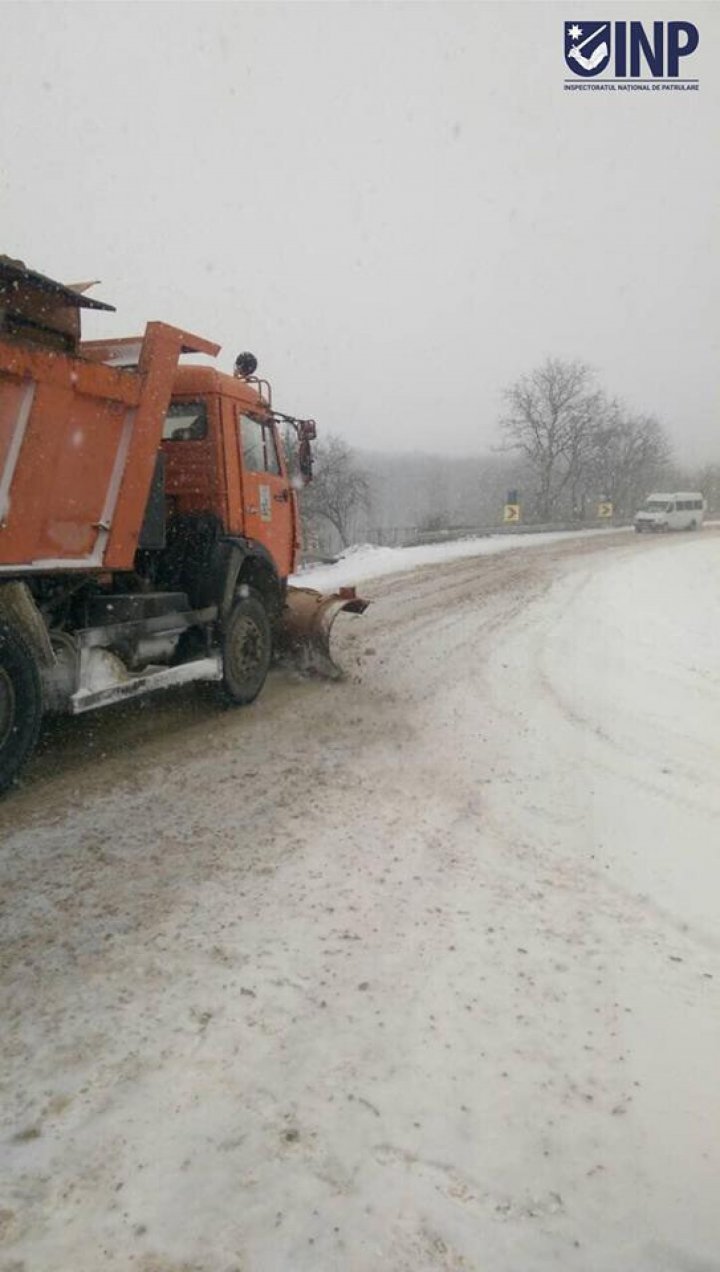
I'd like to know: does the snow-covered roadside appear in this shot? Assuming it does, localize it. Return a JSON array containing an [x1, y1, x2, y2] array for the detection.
[[291, 527, 626, 591], [469, 536, 720, 1264], [489, 537, 720, 934]]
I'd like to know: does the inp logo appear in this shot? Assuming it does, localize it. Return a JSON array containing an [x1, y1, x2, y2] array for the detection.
[[564, 20, 700, 80], [565, 21, 611, 76]]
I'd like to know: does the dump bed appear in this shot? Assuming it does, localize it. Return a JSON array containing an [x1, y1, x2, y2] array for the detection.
[[0, 322, 219, 574]]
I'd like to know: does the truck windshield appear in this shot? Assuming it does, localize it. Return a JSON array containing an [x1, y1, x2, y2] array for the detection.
[[163, 400, 207, 440]]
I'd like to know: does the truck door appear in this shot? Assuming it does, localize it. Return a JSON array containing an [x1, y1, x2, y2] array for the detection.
[[237, 411, 294, 578]]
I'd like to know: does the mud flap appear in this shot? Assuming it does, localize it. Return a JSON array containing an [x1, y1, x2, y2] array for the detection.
[[277, 586, 369, 679]]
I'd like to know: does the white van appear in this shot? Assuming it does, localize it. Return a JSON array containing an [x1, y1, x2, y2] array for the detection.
[[634, 492, 705, 533]]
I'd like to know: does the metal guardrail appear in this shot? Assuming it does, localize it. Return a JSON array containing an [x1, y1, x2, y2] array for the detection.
[[300, 520, 627, 566], [404, 520, 624, 546]]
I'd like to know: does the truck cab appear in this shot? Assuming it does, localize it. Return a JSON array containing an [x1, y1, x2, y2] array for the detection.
[[161, 365, 299, 584]]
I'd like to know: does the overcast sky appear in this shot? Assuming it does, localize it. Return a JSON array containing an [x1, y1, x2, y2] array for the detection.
[[3, 1, 718, 461]]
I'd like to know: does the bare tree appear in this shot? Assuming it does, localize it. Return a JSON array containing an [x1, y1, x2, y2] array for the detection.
[[300, 434, 371, 549], [588, 405, 672, 516], [501, 358, 602, 521], [678, 461, 720, 515]]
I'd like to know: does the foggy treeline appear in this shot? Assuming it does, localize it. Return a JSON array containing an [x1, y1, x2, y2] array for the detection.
[[294, 358, 717, 558], [290, 434, 532, 555], [321, 449, 531, 548]]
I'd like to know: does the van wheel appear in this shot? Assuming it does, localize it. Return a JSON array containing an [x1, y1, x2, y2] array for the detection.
[[0, 623, 43, 794], [221, 594, 272, 705]]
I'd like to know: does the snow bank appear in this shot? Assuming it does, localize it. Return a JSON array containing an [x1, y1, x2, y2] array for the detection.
[[291, 527, 623, 590]]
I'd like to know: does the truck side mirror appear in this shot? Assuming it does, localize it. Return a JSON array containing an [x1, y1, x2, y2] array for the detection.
[[298, 438, 313, 483]]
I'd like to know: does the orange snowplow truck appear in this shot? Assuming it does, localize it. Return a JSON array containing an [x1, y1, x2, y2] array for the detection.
[[0, 258, 366, 792]]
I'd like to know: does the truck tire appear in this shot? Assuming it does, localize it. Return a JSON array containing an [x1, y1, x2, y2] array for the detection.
[[0, 622, 43, 793], [221, 594, 272, 705]]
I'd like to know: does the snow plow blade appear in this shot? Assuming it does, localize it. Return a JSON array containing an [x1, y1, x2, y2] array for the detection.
[[278, 586, 369, 679]]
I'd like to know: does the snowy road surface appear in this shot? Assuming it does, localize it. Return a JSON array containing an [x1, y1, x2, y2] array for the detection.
[[2, 530, 720, 1272]]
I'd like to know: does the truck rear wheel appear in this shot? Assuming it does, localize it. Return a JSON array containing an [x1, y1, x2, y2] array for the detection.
[[0, 622, 43, 793], [221, 594, 272, 705]]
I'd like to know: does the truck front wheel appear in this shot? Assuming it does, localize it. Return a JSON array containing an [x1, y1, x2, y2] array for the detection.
[[221, 594, 272, 705], [0, 623, 43, 793]]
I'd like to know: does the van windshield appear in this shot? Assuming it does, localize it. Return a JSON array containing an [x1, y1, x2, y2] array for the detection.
[[646, 500, 672, 512]]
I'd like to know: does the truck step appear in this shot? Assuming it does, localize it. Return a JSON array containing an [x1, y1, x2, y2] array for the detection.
[[71, 654, 222, 715]]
